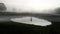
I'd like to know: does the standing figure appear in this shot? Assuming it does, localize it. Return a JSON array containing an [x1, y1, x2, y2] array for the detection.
[[30, 17, 32, 22]]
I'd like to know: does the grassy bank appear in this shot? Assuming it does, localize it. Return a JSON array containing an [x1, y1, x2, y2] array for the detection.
[[0, 21, 59, 34]]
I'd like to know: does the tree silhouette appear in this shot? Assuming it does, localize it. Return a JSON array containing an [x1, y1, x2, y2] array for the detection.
[[0, 3, 7, 12], [55, 7, 60, 14]]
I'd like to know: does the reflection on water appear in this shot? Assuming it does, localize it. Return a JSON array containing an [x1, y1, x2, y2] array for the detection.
[[11, 17, 52, 26]]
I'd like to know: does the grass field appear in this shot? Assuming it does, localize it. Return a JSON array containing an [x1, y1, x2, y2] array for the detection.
[[0, 21, 59, 34], [0, 12, 60, 34]]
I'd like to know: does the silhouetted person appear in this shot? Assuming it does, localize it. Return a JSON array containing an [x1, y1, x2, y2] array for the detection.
[[30, 17, 32, 22]]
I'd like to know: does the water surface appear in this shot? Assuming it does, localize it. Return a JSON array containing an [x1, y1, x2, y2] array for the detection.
[[11, 17, 52, 26]]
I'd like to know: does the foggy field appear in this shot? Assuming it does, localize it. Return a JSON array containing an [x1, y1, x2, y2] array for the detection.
[[0, 15, 60, 34], [0, 21, 52, 34], [0, 19, 59, 34], [0, 0, 60, 34], [0, 13, 60, 34]]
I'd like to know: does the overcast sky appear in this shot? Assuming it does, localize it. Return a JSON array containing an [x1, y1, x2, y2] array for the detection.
[[1, 0, 60, 13]]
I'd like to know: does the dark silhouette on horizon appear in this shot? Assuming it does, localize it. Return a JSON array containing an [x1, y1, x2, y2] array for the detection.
[[55, 7, 60, 14], [0, 3, 7, 12]]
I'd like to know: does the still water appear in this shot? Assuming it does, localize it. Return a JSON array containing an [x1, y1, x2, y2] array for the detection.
[[11, 17, 52, 26]]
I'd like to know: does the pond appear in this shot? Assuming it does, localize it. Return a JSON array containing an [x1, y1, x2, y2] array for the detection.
[[11, 16, 52, 26]]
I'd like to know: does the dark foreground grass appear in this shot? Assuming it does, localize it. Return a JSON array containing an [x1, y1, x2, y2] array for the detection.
[[0, 21, 60, 34]]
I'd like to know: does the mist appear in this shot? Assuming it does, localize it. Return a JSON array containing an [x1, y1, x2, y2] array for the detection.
[[1, 0, 60, 13]]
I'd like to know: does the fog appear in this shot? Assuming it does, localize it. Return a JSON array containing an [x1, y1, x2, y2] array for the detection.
[[1, 0, 60, 13]]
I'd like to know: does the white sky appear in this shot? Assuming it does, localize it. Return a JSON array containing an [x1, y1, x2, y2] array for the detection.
[[1, 0, 60, 13]]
